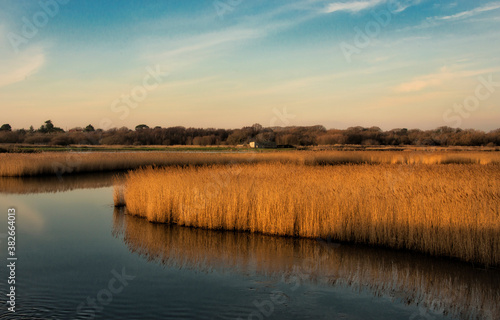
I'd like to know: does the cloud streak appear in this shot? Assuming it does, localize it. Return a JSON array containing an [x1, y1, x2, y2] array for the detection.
[[395, 66, 500, 93], [324, 0, 385, 13], [0, 47, 45, 88], [434, 2, 500, 21]]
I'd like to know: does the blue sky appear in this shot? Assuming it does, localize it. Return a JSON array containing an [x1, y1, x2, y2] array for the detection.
[[1, 0, 499, 130]]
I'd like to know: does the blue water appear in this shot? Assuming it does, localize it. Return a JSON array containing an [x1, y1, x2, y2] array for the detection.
[[0, 178, 498, 319]]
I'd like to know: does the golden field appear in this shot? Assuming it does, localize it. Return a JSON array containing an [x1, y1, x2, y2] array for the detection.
[[1, 150, 500, 176], [116, 162, 500, 267]]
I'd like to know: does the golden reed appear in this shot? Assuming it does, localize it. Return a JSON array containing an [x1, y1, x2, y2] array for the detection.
[[1, 150, 499, 176], [117, 162, 500, 267]]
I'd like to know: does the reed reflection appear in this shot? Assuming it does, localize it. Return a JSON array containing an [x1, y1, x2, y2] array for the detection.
[[113, 209, 499, 320], [0, 172, 123, 194]]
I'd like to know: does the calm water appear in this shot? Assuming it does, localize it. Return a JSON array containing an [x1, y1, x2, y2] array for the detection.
[[0, 175, 499, 319]]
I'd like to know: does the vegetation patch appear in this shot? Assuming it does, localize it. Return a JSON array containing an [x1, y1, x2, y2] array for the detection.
[[116, 162, 500, 267]]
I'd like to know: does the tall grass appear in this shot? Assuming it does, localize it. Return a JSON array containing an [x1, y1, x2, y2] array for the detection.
[[1, 150, 499, 176], [117, 163, 500, 267], [113, 211, 500, 320]]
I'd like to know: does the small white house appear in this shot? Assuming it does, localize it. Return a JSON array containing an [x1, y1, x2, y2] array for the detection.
[[249, 141, 277, 148]]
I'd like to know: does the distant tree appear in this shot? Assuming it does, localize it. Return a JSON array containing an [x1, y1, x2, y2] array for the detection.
[[0, 131, 20, 143], [0, 124, 12, 131], [24, 134, 52, 144], [135, 124, 149, 131], [227, 129, 249, 145], [38, 120, 64, 133], [84, 124, 95, 132], [45, 120, 54, 131], [29, 125, 34, 133], [252, 123, 263, 133], [50, 134, 73, 146]]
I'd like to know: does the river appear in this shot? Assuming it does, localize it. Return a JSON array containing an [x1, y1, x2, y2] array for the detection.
[[0, 174, 498, 319]]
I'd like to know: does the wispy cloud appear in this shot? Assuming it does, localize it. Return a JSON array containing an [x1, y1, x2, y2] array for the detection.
[[142, 27, 266, 74], [395, 66, 500, 92], [155, 28, 263, 59], [0, 46, 45, 88], [392, 0, 422, 13], [324, 0, 385, 13], [142, 2, 323, 71], [434, 2, 500, 21], [164, 76, 218, 89]]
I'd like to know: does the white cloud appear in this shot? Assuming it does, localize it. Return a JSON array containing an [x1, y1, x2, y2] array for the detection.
[[324, 0, 385, 13], [397, 2, 500, 32], [141, 2, 322, 71], [391, 0, 421, 13], [323, 0, 422, 14], [159, 29, 263, 59], [434, 2, 500, 21], [0, 23, 46, 88], [0, 46, 45, 88], [395, 66, 500, 92]]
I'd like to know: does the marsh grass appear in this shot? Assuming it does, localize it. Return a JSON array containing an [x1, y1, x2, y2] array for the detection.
[[113, 181, 126, 207], [117, 162, 500, 267], [1, 150, 499, 176]]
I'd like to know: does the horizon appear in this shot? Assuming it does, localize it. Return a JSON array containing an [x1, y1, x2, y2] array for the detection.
[[1, 0, 499, 131], [3, 121, 500, 133]]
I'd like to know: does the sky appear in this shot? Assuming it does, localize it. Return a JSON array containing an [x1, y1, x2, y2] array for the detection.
[[0, 0, 499, 131]]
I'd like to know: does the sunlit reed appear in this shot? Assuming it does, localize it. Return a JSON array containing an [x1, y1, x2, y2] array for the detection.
[[1, 150, 499, 176], [117, 163, 500, 267]]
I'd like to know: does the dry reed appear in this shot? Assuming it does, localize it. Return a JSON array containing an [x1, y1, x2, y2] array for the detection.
[[117, 163, 500, 267], [1, 151, 499, 177]]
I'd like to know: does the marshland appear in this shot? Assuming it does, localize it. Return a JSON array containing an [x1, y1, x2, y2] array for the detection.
[[5, 0, 500, 318], [2, 150, 499, 267], [1, 149, 499, 176], [1, 148, 499, 319]]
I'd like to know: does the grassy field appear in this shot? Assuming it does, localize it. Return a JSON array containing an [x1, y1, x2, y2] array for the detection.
[[1, 150, 500, 176], [116, 162, 500, 267]]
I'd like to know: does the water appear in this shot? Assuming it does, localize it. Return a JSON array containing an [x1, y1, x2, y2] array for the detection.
[[0, 175, 498, 319]]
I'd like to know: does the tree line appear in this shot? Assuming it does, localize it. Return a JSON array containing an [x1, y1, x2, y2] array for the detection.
[[0, 120, 499, 147]]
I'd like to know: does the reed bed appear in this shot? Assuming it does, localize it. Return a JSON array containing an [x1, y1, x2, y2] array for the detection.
[[1, 150, 500, 176], [113, 211, 500, 320], [117, 163, 500, 267]]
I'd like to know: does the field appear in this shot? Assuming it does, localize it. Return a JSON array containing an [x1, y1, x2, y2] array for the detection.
[[1, 150, 500, 176], [115, 161, 500, 267]]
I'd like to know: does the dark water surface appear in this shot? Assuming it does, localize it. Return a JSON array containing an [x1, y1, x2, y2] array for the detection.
[[0, 176, 498, 319]]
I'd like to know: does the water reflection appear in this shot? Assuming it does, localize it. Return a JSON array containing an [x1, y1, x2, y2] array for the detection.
[[0, 172, 123, 194], [113, 208, 500, 320]]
